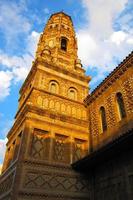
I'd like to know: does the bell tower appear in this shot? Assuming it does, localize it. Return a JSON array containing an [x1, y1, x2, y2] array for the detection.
[[36, 12, 82, 71], [0, 12, 91, 200]]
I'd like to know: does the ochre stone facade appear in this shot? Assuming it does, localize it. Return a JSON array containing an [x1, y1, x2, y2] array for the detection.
[[85, 55, 133, 151], [0, 12, 133, 200], [0, 12, 91, 200]]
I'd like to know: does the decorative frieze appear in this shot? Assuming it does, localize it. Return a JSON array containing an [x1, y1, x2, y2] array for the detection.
[[36, 95, 87, 120], [23, 170, 90, 194]]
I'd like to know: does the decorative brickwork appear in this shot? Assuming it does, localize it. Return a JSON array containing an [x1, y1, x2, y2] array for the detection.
[[31, 129, 49, 160], [106, 94, 116, 128], [74, 139, 87, 162], [89, 108, 99, 137], [53, 134, 69, 162], [24, 171, 90, 193], [0, 172, 14, 196], [0, 11, 133, 200], [122, 79, 133, 114]]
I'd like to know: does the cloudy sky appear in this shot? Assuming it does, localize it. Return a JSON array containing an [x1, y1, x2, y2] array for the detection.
[[0, 0, 132, 167]]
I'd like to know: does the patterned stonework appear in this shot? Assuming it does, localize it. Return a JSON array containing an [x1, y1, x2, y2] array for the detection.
[[73, 139, 86, 162], [89, 107, 99, 137], [0, 172, 14, 196], [31, 130, 49, 160], [1, 11, 133, 200], [105, 94, 116, 128], [36, 94, 87, 120], [54, 134, 68, 162], [24, 171, 90, 193], [122, 78, 133, 114]]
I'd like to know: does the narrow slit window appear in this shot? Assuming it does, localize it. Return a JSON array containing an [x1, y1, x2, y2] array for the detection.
[[116, 92, 126, 120], [61, 38, 67, 51], [100, 106, 107, 132]]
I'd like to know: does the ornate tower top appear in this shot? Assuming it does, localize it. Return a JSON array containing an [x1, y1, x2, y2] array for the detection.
[[36, 12, 83, 72]]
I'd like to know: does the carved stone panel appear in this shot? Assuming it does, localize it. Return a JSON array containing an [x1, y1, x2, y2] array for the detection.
[[53, 134, 69, 163], [0, 172, 14, 196], [23, 170, 90, 194], [30, 129, 49, 160], [73, 139, 87, 162]]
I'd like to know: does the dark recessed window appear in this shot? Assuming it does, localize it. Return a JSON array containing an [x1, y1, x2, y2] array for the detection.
[[61, 38, 67, 51], [100, 106, 107, 132], [116, 92, 126, 120]]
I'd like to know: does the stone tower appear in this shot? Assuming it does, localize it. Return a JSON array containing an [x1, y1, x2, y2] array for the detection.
[[0, 12, 91, 200]]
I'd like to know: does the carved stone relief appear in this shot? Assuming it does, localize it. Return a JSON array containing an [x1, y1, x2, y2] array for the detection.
[[39, 74, 86, 102], [73, 139, 87, 162], [0, 172, 14, 196], [53, 134, 68, 162], [36, 95, 85, 120], [24, 170, 90, 194], [31, 129, 49, 160]]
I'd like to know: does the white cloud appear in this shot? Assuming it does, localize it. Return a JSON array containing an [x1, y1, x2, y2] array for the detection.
[[0, 1, 31, 46], [77, 0, 133, 87], [127, 38, 133, 44], [0, 1, 40, 100], [81, 0, 128, 37], [0, 117, 13, 139], [26, 31, 41, 56], [0, 71, 13, 100], [0, 138, 7, 165], [0, 115, 14, 166], [110, 31, 127, 45], [0, 31, 40, 99]]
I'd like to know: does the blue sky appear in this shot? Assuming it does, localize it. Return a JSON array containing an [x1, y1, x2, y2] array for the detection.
[[0, 0, 133, 167]]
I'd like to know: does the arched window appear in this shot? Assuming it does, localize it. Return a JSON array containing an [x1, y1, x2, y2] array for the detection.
[[116, 92, 126, 120], [49, 81, 59, 94], [100, 106, 107, 133], [61, 37, 67, 51], [68, 88, 77, 100]]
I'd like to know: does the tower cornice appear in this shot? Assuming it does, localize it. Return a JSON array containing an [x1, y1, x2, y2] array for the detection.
[[49, 11, 73, 24]]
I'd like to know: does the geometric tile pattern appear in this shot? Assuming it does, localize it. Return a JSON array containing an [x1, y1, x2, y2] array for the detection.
[[31, 130, 48, 159], [54, 135, 68, 161], [0, 172, 14, 195], [24, 171, 90, 193], [74, 139, 84, 161]]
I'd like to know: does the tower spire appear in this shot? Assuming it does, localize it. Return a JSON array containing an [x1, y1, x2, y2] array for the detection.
[[36, 12, 83, 72]]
